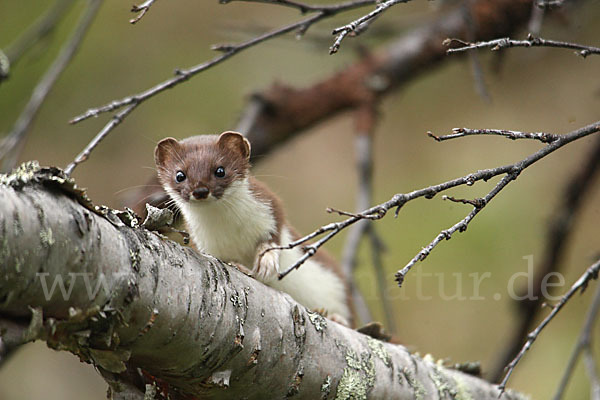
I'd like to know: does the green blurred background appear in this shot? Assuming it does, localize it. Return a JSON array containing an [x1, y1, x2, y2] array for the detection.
[[1, 0, 599, 398]]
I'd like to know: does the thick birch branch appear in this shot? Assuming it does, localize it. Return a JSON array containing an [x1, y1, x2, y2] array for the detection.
[[0, 163, 525, 399]]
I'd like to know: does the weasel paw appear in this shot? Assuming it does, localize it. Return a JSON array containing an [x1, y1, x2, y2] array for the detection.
[[253, 242, 280, 282]]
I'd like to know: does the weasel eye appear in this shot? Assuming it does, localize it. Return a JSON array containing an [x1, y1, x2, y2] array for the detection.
[[215, 166, 225, 178], [175, 171, 186, 183]]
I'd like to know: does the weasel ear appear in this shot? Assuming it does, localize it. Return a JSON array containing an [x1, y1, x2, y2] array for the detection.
[[155, 137, 181, 166], [218, 131, 251, 160]]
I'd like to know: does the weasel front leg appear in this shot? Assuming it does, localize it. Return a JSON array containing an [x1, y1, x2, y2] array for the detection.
[[253, 241, 280, 283]]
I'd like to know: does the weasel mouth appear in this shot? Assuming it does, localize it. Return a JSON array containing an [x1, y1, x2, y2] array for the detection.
[[192, 187, 210, 200]]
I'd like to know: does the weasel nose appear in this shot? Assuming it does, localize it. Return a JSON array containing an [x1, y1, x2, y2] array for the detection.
[[192, 187, 209, 200]]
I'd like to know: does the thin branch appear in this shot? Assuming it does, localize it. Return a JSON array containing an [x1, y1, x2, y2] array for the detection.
[[536, 0, 564, 9], [130, 0, 156, 24], [584, 346, 600, 400], [427, 128, 560, 143], [340, 219, 373, 325], [463, 0, 491, 102], [442, 195, 485, 208], [327, 207, 384, 220], [445, 33, 600, 58], [66, 0, 381, 174], [1, 0, 76, 80], [395, 172, 509, 286], [490, 135, 600, 383], [70, 13, 315, 124], [339, 133, 374, 325], [223, 0, 376, 13], [0, 0, 102, 173], [64, 103, 135, 175], [330, 0, 412, 54], [498, 258, 600, 395], [71, 0, 375, 124], [269, 121, 600, 283], [339, 104, 396, 328], [368, 227, 397, 333], [553, 284, 600, 399], [349, 108, 396, 332]]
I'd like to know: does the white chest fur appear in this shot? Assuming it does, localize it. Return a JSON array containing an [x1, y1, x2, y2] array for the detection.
[[173, 178, 350, 322], [177, 178, 276, 267]]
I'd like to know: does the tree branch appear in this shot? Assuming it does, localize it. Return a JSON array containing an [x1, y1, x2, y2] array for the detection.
[[223, 0, 376, 13], [498, 258, 600, 394], [0, 0, 102, 173], [130, 0, 156, 24], [490, 134, 600, 382], [553, 283, 600, 399], [339, 111, 377, 326], [268, 121, 599, 284], [427, 127, 560, 143], [66, 0, 381, 174], [329, 0, 413, 54], [445, 33, 600, 58], [0, 163, 525, 399], [0, 0, 76, 82]]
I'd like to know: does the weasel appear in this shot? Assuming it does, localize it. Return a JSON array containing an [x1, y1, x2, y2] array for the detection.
[[154, 131, 352, 326]]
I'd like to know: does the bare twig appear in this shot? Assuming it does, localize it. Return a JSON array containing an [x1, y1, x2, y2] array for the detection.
[[71, 13, 315, 124], [368, 227, 397, 332], [269, 121, 600, 282], [338, 103, 397, 329], [350, 108, 396, 331], [327, 207, 384, 220], [0, 0, 102, 173], [394, 172, 507, 286], [445, 33, 600, 58], [1, 0, 76, 81], [71, 0, 376, 124], [490, 135, 600, 383], [553, 283, 600, 399], [463, 0, 491, 102], [130, 0, 156, 24], [66, 0, 381, 174], [427, 128, 560, 143], [340, 133, 374, 325], [339, 219, 372, 324], [64, 103, 135, 175], [330, 0, 412, 54], [536, 0, 564, 9], [498, 258, 600, 395], [584, 347, 600, 400], [442, 195, 485, 208], [223, 0, 376, 13]]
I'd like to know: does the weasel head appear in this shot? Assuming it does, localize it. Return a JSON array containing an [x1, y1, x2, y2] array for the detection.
[[154, 131, 251, 204]]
